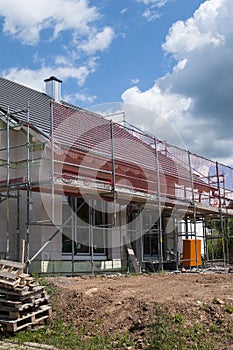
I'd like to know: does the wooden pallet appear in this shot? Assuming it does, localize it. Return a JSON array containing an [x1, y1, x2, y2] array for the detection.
[[0, 298, 50, 320], [0, 285, 48, 302], [0, 260, 26, 288], [0, 260, 25, 274], [0, 305, 52, 332], [0, 260, 52, 332]]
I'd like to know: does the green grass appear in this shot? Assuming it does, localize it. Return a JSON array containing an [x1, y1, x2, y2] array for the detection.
[[225, 304, 233, 314], [1, 278, 232, 350], [1, 302, 225, 350], [10, 326, 113, 349], [1, 307, 227, 350], [146, 304, 217, 350], [212, 296, 219, 304]]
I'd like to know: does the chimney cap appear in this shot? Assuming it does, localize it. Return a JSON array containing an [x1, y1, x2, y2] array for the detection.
[[44, 76, 62, 101], [44, 76, 62, 83]]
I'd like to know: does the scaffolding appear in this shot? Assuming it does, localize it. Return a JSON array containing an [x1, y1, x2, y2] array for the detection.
[[0, 101, 233, 274]]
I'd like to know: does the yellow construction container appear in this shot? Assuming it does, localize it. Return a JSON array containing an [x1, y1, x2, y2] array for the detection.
[[182, 239, 202, 267]]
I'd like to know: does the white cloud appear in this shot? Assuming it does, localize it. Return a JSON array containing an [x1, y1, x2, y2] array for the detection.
[[1, 57, 96, 92], [122, 85, 192, 129], [64, 92, 96, 104], [137, 0, 168, 7], [120, 8, 129, 15], [0, 0, 99, 45], [0, 0, 114, 97], [122, 84, 192, 149], [142, 9, 161, 21], [122, 0, 233, 164], [136, 0, 168, 21], [0, 0, 115, 55], [1, 67, 51, 92], [131, 78, 140, 85], [78, 27, 115, 55], [163, 0, 225, 57]]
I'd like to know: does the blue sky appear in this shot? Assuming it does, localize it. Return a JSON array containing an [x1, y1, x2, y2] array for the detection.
[[0, 0, 233, 165]]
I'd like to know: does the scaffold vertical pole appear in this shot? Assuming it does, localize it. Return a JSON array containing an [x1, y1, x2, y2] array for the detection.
[[90, 199, 94, 275], [188, 151, 198, 269], [210, 219, 214, 266], [6, 106, 10, 259], [173, 213, 179, 271], [216, 161, 226, 266], [119, 204, 123, 271], [26, 102, 31, 265], [71, 198, 75, 276], [50, 101, 55, 224], [202, 215, 207, 268], [139, 206, 144, 272], [154, 138, 163, 271], [110, 120, 116, 227], [225, 217, 229, 265], [16, 188, 20, 261]]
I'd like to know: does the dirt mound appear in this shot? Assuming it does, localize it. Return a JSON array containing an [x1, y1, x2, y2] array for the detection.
[[47, 273, 233, 349]]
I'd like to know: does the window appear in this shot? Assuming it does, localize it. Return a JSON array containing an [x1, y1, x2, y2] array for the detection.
[[142, 210, 159, 259], [62, 197, 107, 259], [143, 231, 159, 257]]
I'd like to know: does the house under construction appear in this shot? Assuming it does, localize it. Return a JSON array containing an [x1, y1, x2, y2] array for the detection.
[[0, 76, 233, 275]]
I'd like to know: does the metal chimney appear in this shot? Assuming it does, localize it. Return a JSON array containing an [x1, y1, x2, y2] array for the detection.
[[44, 76, 62, 102]]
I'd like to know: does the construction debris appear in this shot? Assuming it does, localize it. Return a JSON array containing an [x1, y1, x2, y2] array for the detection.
[[0, 260, 52, 333]]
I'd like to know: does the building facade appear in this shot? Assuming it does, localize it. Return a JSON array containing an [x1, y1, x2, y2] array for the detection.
[[0, 76, 233, 275]]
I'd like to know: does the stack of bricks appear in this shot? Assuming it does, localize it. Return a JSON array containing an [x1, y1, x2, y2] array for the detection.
[[0, 259, 52, 332]]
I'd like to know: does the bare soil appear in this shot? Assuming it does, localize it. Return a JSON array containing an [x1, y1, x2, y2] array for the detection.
[[46, 271, 233, 349]]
